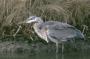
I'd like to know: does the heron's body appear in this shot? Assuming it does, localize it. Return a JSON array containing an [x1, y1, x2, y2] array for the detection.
[[33, 21, 84, 43], [24, 16, 84, 53]]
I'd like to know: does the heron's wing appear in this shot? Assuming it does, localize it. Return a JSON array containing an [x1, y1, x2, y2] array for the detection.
[[47, 27, 77, 42], [41, 21, 76, 30], [41, 21, 83, 42]]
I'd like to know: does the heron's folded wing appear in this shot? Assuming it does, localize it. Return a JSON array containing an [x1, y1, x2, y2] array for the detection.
[[47, 27, 77, 42], [40, 21, 83, 42], [44, 22, 83, 42], [41, 21, 76, 30]]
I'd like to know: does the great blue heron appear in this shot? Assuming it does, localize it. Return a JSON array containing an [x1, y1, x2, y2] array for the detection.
[[20, 16, 84, 53]]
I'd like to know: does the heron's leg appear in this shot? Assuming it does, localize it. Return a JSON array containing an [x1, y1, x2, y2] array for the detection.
[[62, 43, 64, 54], [56, 43, 59, 54]]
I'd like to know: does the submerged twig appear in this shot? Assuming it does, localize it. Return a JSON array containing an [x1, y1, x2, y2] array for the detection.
[[82, 25, 88, 34], [13, 25, 22, 37]]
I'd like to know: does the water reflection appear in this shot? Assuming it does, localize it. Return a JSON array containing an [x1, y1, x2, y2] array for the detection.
[[0, 49, 90, 59], [55, 53, 64, 59]]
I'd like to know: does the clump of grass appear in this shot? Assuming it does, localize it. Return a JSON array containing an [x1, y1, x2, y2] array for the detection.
[[0, 0, 90, 41]]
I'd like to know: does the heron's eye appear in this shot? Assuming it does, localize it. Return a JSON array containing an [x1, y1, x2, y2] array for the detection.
[[30, 16, 36, 20], [30, 18, 33, 20]]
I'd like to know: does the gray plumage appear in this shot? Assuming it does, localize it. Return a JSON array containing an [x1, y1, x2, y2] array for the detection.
[[39, 21, 84, 42], [23, 16, 84, 53]]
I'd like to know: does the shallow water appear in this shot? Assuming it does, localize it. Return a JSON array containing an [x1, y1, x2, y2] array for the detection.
[[0, 49, 90, 59], [0, 36, 90, 59]]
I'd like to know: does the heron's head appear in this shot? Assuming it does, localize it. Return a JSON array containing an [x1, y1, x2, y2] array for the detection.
[[25, 16, 43, 24]]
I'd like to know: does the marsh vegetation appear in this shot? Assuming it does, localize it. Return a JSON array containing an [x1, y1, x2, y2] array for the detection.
[[0, 0, 90, 54]]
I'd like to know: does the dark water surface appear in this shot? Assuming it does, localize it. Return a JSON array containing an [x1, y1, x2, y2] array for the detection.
[[0, 49, 90, 59], [0, 36, 90, 59]]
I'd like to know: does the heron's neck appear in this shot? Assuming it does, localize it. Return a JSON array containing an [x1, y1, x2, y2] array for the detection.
[[33, 22, 49, 43], [33, 22, 43, 33]]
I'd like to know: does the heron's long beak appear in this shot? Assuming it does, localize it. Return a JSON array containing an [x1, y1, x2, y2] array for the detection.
[[18, 19, 36, 24]]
